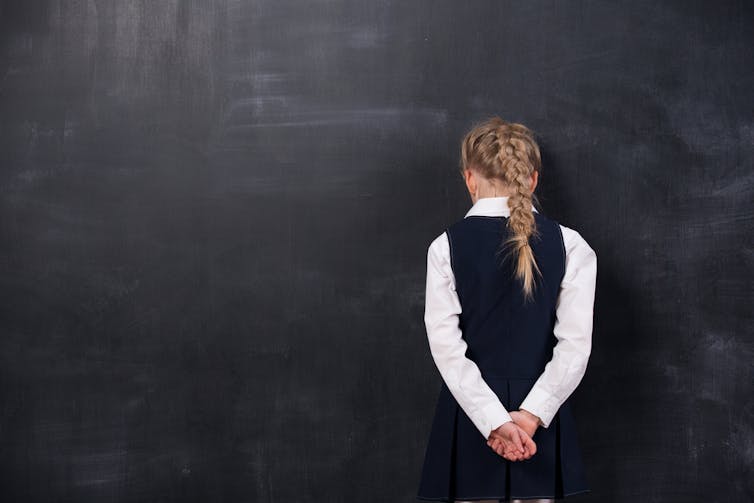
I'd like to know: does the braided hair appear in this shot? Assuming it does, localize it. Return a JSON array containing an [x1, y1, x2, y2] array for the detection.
[[459, 116, 543, 302]]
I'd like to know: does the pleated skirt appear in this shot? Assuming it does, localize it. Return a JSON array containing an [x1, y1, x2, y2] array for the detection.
[[416, 377, 590, 502]]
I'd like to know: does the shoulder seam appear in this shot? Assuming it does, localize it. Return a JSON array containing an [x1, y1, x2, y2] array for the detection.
[[556, 223, 566, 279], [444, 228, 455, 277]]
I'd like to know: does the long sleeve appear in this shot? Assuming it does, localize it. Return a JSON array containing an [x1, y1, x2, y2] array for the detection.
[[518, 225, 597, 428], [423, 231, 513, 439]]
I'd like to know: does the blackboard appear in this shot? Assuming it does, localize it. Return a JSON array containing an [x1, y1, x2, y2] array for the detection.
[[1, 1, 752, 501]]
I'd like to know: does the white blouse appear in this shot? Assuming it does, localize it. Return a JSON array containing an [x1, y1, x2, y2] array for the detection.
[[424, 196, 597, 439]]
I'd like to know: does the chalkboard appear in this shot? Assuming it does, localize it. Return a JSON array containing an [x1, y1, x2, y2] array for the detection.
[[1, 1, 752, 501]]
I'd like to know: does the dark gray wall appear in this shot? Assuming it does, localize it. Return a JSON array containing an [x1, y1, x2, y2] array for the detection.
[[1, 1, 752, 502]]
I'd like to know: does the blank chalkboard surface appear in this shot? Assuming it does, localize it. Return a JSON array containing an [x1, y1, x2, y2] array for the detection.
[[0, 1, 752, 502]]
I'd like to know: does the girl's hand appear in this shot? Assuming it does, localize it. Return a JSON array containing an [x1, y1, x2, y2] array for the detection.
[[486, 421, 537, 461], [510, 409, 540, 439]]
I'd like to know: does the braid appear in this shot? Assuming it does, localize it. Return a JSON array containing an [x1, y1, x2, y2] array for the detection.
[[459, 116, 543, 302], [496, 127, 542, 301]]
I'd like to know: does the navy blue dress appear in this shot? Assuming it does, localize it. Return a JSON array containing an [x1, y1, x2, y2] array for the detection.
[[416, 212, 590, 501]]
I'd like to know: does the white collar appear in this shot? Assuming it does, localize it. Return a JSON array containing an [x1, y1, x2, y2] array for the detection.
[[464, 196, 538, 218]]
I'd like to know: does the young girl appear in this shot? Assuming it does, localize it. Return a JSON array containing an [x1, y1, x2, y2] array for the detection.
[[416, 117, 597, 502]]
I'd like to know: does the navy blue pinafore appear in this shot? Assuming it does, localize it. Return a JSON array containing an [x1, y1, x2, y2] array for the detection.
[[416, 212, 590, 501]]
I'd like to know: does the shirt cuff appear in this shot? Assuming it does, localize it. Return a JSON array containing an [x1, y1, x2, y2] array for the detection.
[[518, 386, 558, 428], [480, 401, 513, 438]]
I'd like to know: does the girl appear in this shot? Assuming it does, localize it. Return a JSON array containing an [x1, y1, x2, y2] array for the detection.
[[416, 117, 597, 502]]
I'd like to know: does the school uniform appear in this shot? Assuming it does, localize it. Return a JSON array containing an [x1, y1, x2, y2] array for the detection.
[[416, 196, 597, 502]]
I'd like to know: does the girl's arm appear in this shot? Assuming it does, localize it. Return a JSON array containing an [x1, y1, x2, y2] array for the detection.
[[424, 231, 513, 439], [518, 225, 597, 428]]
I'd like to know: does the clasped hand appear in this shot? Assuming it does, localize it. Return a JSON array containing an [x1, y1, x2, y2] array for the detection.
[[486, 410, 539, 461]]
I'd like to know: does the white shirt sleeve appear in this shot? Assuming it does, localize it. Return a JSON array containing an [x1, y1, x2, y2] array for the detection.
[[423, 231, 513, 439], [518, 224, 597, 428]]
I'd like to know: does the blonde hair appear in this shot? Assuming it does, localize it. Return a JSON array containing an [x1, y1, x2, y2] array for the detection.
[[459, 116, 543, 301]]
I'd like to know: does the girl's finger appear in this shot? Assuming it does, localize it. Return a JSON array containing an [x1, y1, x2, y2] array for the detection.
[[525, 435, 537, 457], [512, 430, 525, 454]]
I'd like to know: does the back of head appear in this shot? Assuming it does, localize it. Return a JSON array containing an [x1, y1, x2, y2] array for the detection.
[[459, 116, 543, 302]]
